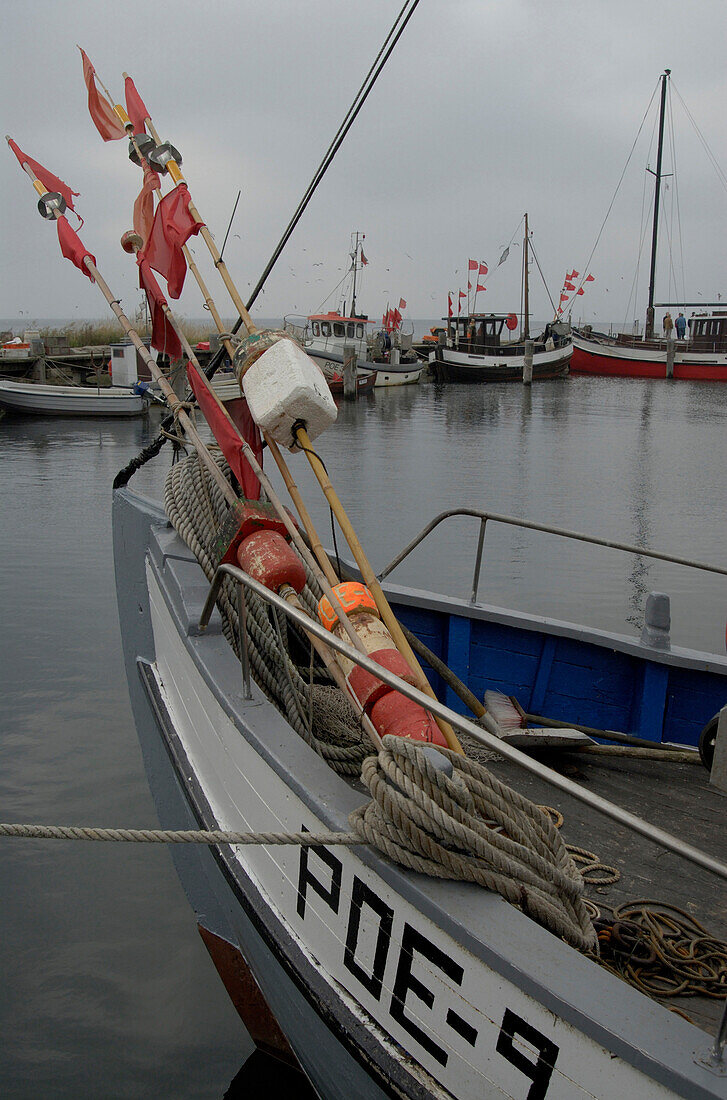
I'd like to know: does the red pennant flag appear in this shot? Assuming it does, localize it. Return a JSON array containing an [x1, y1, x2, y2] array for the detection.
[[138, 257, 182, 360], [459, 290, 467, 298], [79, 49, 126, 142], [468, 281, 472, 291], [142, 183, 204, 298], [398, 297, 407, 309], [565, 281, 575, 291], [187, 362, 262, 501], [447, 293, 453, 319], [476, 284, 486, 293], [393, 308, 402, 326], [468, 259, 478, 271], [576, 288, 585, 296], [570, 270, 580, 278], [7, 139, 81, 219], [559, 293, 569, 303], [585, 274, 595, 282], [360, 248, 368, 266], [125, 75, 150, 135], [56, 216, 96, 281], [479, 262, 488, 275], [133, 162, 160, 248]]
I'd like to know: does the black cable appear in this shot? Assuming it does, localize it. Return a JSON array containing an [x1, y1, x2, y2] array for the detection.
[[203, 0, 422, 386]]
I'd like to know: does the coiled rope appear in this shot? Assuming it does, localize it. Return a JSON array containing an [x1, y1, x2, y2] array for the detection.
[[349, 737, 598, 952]]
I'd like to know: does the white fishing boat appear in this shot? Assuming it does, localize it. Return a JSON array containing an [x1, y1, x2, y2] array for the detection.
[[10, 37, 726, 1100], [288, 233, 424, 388], [0, 378, 146, 417]]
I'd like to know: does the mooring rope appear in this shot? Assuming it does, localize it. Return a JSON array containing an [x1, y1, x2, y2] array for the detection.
[[0, 823, 359, 846]]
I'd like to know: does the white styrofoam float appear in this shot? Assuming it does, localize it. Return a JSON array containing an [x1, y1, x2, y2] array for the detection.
[[241, 337, 337, 451]]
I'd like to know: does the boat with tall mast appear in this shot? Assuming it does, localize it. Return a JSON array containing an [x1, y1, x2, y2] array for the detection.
[[430, 214, 572, 383], [571, 70, 727, 380]]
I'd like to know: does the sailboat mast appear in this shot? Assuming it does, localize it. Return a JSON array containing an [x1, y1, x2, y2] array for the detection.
[[351, 231, 359, 317], [522, 213, 530, 340], [645, 69, 670, 339]]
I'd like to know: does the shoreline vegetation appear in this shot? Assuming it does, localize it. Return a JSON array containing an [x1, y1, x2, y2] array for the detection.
[[27, 320, 214, 348]]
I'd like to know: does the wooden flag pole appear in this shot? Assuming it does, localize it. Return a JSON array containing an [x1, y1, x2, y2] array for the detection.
[[101, 81, 460, 751], [122, 74, 257, 336], [12, 147, 384, 748]]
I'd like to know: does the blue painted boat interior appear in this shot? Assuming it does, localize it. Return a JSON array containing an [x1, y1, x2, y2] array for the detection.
[[392, 601, 726, 749]]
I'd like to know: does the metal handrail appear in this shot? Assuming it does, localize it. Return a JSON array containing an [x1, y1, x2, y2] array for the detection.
[[376, 507, 727, 604], [198, 562, 727, 882]]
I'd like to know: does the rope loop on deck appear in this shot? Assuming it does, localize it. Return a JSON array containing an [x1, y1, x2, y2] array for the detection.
[[349, 736, 598, 952]]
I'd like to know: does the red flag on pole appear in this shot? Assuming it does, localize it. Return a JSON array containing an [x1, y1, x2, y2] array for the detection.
[[7, 139, 81, 218], [398, 298, 407, 309], [576, 288, 585, 296], [559, 293, 569, 303], [585, 274, 595, 282], [393, 308, 402, 327], [187, 362, 262, 501], [476, 284, 486, 293], [133, 162, 160, 248], [79, 49, 126, 141], [565, 281, 575, 291], [447, 293, 453, 319], [360, 248, 368, 266], [56, 216, 96, 281], [459, 290, 467, 297], [478, 262, 488, 275], [138, 257, 182, 359], [125, 75, 150, 135], [570, 270, 580, 278], [468, 259, 478, 271], [142, 183, 204, 299]]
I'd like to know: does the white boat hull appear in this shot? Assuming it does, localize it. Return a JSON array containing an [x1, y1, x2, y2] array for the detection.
[[0, 380, 145, 417], [113, 490, 726, 1100]]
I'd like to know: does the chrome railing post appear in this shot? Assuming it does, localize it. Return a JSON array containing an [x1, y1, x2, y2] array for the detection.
[[238, 585, 253, 700], [471, 517, 487, 603]]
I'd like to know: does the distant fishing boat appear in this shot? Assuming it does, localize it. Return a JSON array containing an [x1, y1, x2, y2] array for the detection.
[[288, 232, 424, 387], [0, 378, 147, 417], [571, 71, 727, 380], [431, 215, 572, 383]]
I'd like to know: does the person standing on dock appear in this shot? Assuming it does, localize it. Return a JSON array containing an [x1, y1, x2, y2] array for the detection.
[[675, 312, 687, 339], [663, 312, 674, 337]]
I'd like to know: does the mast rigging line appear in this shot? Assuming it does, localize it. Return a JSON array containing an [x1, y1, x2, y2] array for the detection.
[[204, 0, 422, 384], [574, 79, 660, 298]]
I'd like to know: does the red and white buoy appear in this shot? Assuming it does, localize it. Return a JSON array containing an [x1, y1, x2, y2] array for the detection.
[[318, 582, 447, 747]]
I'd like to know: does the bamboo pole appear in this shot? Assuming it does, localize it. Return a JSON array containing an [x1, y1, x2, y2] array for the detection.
[[293, 424, 463, 754], [125, 131, 245, 361], [121, 76, 257, 336]]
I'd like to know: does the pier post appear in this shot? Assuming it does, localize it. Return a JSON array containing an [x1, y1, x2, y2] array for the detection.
[[666, 336, 675, 379], [523, 339, 533, 386], [343, 344, 357, 400]]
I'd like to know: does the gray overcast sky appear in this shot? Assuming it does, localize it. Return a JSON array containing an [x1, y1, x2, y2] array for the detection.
[[2, 0, 726, 330]]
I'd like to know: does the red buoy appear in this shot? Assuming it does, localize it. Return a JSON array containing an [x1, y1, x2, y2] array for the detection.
[[236, 530, 307, 593], [506, 313, 518, 331], [369, 691, 448, 747]]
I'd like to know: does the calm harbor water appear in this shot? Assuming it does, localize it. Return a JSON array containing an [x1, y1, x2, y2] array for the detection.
[[1, 374, 726, 1097]]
